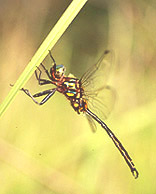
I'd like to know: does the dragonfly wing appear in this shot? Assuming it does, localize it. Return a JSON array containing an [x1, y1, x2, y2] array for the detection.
[[80, 50, 114, 92], [85, 86, 116, 121], [85, 112, 97, 133], [80, 50, 115, 121]]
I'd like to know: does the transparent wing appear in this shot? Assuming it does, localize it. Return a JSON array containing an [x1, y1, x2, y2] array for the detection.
[[80, 50, 116, 123], [85, 112, 97, 133], [80, 50, 114, 92], [85, 86, 116, 122]]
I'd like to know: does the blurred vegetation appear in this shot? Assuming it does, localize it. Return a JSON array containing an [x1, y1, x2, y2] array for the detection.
[[0, 0, 156, 193]]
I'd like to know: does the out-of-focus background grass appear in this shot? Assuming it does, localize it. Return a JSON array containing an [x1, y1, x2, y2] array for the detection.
[[0, 0, 156, 193]]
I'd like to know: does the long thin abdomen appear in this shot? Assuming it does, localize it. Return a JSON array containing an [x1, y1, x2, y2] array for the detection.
[[86, 108, 139, 178]]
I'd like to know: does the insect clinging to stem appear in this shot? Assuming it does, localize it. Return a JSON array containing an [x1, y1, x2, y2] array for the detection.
[[20, 50, 139, 178]]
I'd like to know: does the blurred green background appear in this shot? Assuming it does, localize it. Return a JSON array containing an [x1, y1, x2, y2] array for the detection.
[[0, 0, 156, 193]]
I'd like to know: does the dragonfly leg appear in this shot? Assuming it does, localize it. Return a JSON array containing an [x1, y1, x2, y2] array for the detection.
[[35, 65, 52, 85], [21, 88, 56, 105], [48, 50, 56, 65], [36, 51, 56, 81]]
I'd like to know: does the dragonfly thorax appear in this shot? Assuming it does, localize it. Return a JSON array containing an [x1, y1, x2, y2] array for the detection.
[[50, 64, 66, 81]]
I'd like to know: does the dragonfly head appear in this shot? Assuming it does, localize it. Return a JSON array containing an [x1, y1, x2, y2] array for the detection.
[[50, 64, 66, 81]]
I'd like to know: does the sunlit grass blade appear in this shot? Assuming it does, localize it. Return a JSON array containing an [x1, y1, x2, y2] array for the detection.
[[0, 0, 88, 117]]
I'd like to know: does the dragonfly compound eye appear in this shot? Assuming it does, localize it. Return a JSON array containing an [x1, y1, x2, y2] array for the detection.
[[55, 64, 66, 78]]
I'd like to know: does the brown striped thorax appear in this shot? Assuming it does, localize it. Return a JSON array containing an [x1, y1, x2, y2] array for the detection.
[[50, 63, 87, 114]]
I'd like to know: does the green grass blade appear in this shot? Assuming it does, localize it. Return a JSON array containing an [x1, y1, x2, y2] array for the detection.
[[0, 0, 88, 117]]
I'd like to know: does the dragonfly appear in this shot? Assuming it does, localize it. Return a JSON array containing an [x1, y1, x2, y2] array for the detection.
[[21, 50, 139, 178]]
